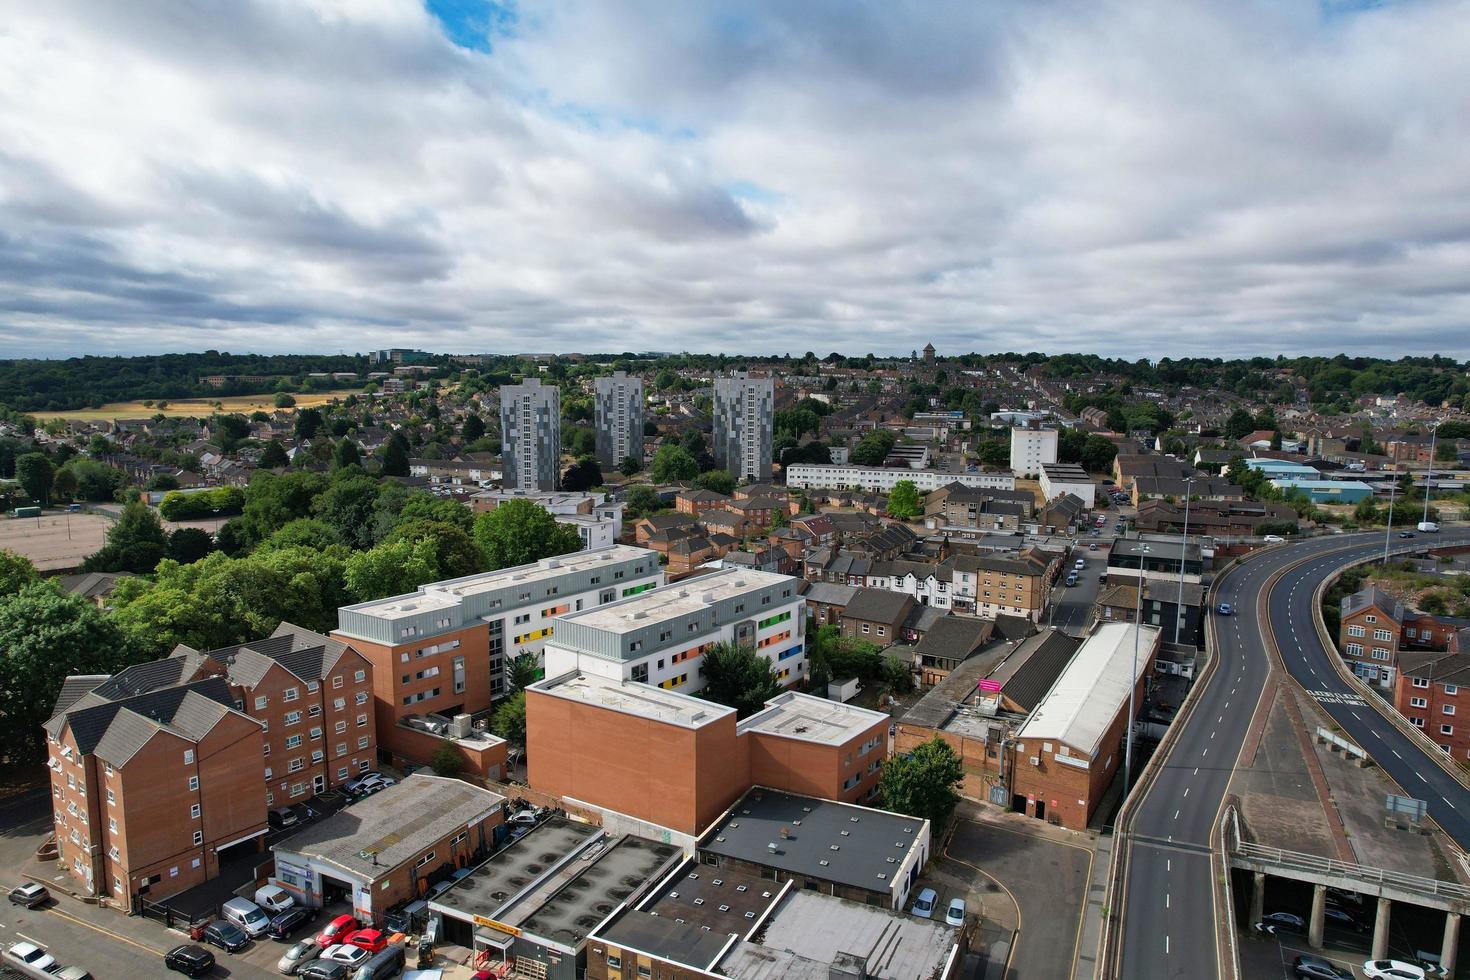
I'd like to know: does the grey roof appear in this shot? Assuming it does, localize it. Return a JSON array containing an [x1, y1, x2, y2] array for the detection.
[[800, 582, 857, 607], [1397, 650, 1470, 685], [52, 678, 240, 762], [699, 788, 926, 893], [841, 588, 913, 625], [49, 675, 108, 720], [993, 631, 1083, 712], [204, 623, 353, 687], [902, 604, 946, 636], [597, 909, 734, 971], [278, 773, 504, 880], [1342, 586, 1404, 624], [952, 549, 1050, 577], [431, 817, 600, 923], [55, 571, 135, 600], [912, 617, 993, 664], [992, 614, 1035, 643], [517, 834, 680, 948]]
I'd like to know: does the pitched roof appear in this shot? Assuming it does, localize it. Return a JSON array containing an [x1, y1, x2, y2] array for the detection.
[[55, 571, 135, 600], [992, 631, 1083, 712], [49, 677, 240, 758], [1341, 586, 1404, 624], [841, 587, 914, 625], [799, 582, 857, 607], [912, 616, 993, 663]]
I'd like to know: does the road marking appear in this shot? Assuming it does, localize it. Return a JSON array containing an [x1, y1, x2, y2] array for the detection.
[[1165, 935, 1170, 955], [1218, 716, 1223, 723], [1371, 731, 1380, 739], [1418, 773, 1429, 783], [1351, 711, 1362, 721], [1173, 809, 1180, 820], [16, 932, 42, 946], [1202, 748, 1208, 757], [1166, 893, 1171, 909], [1193, 768, 1199, 776], [1183, 787, 1190, 798], [1167, 859, 1171, 872], [1393, 750, 1402, 759], [1210, 731, 1216, 740], [44, 906, 161, 956], [1444, 797, 1455, 809]]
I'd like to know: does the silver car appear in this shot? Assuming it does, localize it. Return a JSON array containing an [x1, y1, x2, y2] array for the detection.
[[277, 939, 322, 975]]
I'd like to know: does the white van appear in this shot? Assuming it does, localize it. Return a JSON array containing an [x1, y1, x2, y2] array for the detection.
[[256, 884, 295, 914], [221, 896, 271, 937]]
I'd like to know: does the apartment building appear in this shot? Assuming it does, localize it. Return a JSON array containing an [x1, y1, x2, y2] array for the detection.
[[1393, 651, 1470, 759], [594, 371, 644, 469], [1038, 462, 1095, 508], [924, 483, 1034, 531], [785, 463, 1017, 494], [526, 673, 886, 835], [333, 546, 664, 767], [712, 371, 775, 481], [951, 549, 1058, 621], [1107, 539, 1204, 585], [1009, 425, 1058, 478], [542, 567, 807, 692], [500, 378, 561, 491], [45, 669, 267, 910], [1338, 586, 1469, 690]]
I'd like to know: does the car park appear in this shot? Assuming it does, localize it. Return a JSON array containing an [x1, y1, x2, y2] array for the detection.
[[909, 887, 937, 919], [320, 944, 371, 968], [318, 915, 359, 947], [300, 962, 351, 980], [203, 920, 251, 953], [268, 906, 315, 940], [1362, 961, 1428, 980], [1254, 911, 1306, 935], [349, 943, 406, 980], [5, 941, 57, 972], [944, 898, 966, 927], [343, 929, 389, 954], [1293, 955, 1352, 979], [7, 882, 49, 908], [164, 944, 216, 977], [278, 939, 324, 975]]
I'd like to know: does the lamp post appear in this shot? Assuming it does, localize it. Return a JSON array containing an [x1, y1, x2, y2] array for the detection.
[[1124, 544, 1150, 794], [1383, 475, 1396, 565], [1422, 419, 1442, 530], [1174, 479, 1193, 645]]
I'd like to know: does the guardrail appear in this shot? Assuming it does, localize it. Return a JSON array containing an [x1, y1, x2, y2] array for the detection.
[[1228, 836, 1470, 906], [1214, 805, 1242, 980]]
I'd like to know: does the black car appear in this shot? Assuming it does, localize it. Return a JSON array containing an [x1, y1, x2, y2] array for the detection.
[[268, 906, 315, 940], [268, 806, 300, 831], [202, 920, 251, 952], [1254, 911, 1307, 935], [1293, 954, 1353, 979], [164, 944, 216, 977], [1322, 906, 1365, 932], [299, 960, 350, 980]]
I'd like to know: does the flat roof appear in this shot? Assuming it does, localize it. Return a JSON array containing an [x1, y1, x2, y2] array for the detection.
[[700, 789, 926, 894], [518, 834, 680, 949], [558, 568, 792, 634], [431, 817, 599, 922], [277, 774, 504, 880], [531, 671, 735, 729], [736, 692, 887, 746], [1016, 622, 1159, 756]]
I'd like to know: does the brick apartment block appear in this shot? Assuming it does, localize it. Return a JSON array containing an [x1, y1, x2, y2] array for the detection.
[[1340, 585, 1470, 690], [1394, 651, 1470, 759]]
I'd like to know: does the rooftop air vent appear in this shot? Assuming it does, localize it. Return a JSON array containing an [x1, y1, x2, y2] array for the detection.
[[712, 879, 723, 886], [744, 912, 755, 919], [829, 845, 840, 851], [719, 905, 730, 912], [693, 898, 704, 906], [877, 873, 887, 880], [735, 885, 747, 893], [819, 860, 830, 867]]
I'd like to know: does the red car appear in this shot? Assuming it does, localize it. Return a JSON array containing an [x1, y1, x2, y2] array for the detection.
[[343, 928, 388, 954], [316, 914, 358, 948]]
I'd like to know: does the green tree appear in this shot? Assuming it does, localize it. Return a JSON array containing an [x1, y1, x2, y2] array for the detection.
[[84, 499, 168, 573], [294, 407, 324, 441], [0, 583, 138, 765], [166, 527, 214, 564], [1080, 434, 1120, 473], [382, 519, 481, 579], [69, 459, 125, 501], [561, 457, 603, 492], [1225, 408, 1256, 441], [345, 537, 441, 601], [692, 469, 736, 495], [879, 736, 964, 829], [313, 475, 382, 550], [462, 414, 485, 443], [50, 466, 78, 503], [257, 518, 343, 553], [880, 655, 914, 694], [381, 432, 411, 477], [618, 455, 642, 477], [397, 493, 473, 533], [624, 485, 663, 519], [699, 642, 780, 718], [333, 438, 362, 470], [507, 652, 542, 691], [259, 439, 289, 468], [15, 452, 54, 505], [273, 392, 297, 408], [650, 445, 699, 483], [1436, 442, 1457, 463], [431, 740, 465, 779], [850, 430, 897, 466], [974, 440, 1010, 468], [493, 691, 528, 747], [0, 549, 39, 596], [887, 480, 922, 520], [472, 498, 583, 570]]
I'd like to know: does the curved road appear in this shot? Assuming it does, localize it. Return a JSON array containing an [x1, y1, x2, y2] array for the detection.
[[1115, 530, 1470, 980]]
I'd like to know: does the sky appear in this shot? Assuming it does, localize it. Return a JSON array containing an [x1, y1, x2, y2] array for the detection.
[[1, 0, 1468, 360]]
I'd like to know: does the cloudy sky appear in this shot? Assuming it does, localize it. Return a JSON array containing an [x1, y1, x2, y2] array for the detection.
[[1, 0, 1467, 360]]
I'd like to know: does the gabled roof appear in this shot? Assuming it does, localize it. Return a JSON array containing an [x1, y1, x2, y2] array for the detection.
[[841, 588, 914, 625], [913, 616, 993, 664], [1341, 586, 1404, 624], [201, 622, 354, 687], [48, 677, 240, 758]]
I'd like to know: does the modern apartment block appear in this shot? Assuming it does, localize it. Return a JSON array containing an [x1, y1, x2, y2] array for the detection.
[[525, 673, 886, 835], [541, 567, 807, 693], [1009, 424, 1058, 478], [593, 371, 644, 469], [500, 378, 561, 491], [333, 546, 664, 767], [712, 371, 774, 482], [45, 667, 267, 910]]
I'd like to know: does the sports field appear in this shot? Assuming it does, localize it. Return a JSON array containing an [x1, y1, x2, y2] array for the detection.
[[32, 389, 360, 421]]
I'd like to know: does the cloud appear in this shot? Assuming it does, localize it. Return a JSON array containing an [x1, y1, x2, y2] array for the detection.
[[0, 0, 1467, 358]]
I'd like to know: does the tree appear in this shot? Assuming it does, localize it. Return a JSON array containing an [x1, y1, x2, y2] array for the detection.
[[493, 691, 527, 747], [879, 736, 964, 830], [431, 740, 465, 779], [507, 652, 541, 692], [380, 432, 411, 478], [397, 493, 473, 533], [68, 460, 125, 501], [273, 392, 297, 408], [257, 518, 343, 553], [650, 445, 699, 483], [345, 536, 441, 601], [625, 485, 663, 519], [561, 457, 603, 492], [1436, 442, 1457, 463], [85, 499, 168, 573], [1225, 408, 1256, 441], [462, 414, 485, 443], [383, 519, 481, 579], [294, 407, 324, 441], [849, 430, 897, 466], [167, 527, 214, 564], [333, 438, 362, 470], [0, 583, 137, 765], [618, 455, 642, 477], [259, 439, 289, 468], [880, 655, 914, 694], [15, 452, 54, 505], [313, 475, 382, 550], [887, 480, 922, 520], [472, 498, 583, 570], [0, 549, 38, 596], [974, 440, 1009, 468], [699, 642, 781, 718], [50, 466, 78, 503], [692, 469, 736, 495], [1080, 434, 1120, 473]]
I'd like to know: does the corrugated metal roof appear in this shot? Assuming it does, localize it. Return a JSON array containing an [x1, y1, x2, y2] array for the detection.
[[1016, 622, 1160, 756]]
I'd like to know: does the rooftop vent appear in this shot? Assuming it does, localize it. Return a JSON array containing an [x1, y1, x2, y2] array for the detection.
[[719, 905, 730, 912], [886, 857, 896, 864], [767, 843, 779, 853], [840, 830, 849, 837], [744, 911, 755, 919], [877, 873, 887, 880], [693, 898, 704, 906], [712, 879, 723, 886], [735, 885, 747, 893], [819, 860, 830, 867], [669, 891, 679, 899], [829, 845, 840, 851]]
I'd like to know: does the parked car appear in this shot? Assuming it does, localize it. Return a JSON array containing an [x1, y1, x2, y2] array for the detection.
[[1362, 961, 1427, 980], [508, 809, 539, 826], [223, 896, 272, 937], [300, 962, 350, 980], [317, 915, 359, 947], [1088, 542, 1098, 551], [1254, 911, 1306, 935], [320, 944, 371, 968], [343, 929, 389, 954], [944, 898, 966, 927], [909, 887, 937, 919], [1322, 906, 1365, 932], [345, 773, 395, 797], [268, 807, 300, 831], [257, 884, 296, 914], [350, 943, 406, 980], [203, 920, 252, 953], [1074, 558, 1086, 569], [1217, 602, 1233, 616], [56, 968, 95, 980], [1263, 534, 1286, 543], [268, 906, 315, 940], [7, 882, 50, 908], [5, 941, 57, 972], [164, 944, 216, 977], [278, 938, 324, 975], [1294, 955, 1353, 979]]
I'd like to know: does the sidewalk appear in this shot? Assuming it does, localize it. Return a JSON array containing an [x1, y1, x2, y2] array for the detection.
[[1072, 831, 1113, 980]]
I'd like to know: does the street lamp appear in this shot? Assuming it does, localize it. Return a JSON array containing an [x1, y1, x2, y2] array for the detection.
[[1124, 544, 1150, 794], [1174, 479, 1193, 645], [1422, 419, 1443, 530], [1383, 474, 1397, 565]]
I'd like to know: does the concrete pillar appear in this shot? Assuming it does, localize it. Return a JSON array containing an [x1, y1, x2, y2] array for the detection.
[[1308, 884, 1326, 949], [1442, 912, 1459, 977], [1250, 872, 1265, 926], [1372, 897, 1392, 961]]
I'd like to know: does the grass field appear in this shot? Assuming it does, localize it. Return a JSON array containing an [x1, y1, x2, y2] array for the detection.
[[32, 389, 363, 421]]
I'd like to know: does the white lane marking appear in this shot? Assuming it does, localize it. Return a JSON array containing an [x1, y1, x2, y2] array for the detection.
[[1203, 748, 1209, 757], [1393, 750, 1402, 759], [1165, 935, 1170, 955], [1167, 859, 1171, 872], [1166, 893, 1171, 909], [1183, 787, 1190, 798], [1193, 768, 1199, 776], [1444, 797, 1455, 809], [16, 932, 43, 946], [1371, 731, 1381, 739], [1174, 809, 1180, 820], [1418, 773, 1429, 783]]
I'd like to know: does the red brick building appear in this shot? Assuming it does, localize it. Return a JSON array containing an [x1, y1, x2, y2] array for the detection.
[[1339, 586, 1469, 690], [1393, 651, 1470, 759]]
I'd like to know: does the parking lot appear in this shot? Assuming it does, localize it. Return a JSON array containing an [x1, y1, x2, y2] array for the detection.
[[0, 511, 110, 571]]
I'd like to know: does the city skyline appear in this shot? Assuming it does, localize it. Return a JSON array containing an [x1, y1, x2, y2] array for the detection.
[[2, 1, 1468, 360]]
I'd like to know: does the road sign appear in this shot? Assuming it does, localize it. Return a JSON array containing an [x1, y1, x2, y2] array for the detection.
[[1385, 794, 1428, 822]]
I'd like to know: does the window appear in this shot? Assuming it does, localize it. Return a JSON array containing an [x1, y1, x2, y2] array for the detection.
[[288, 758, 304, 773], [607, 957, 622, 971], [1366, 615, 1377, 623], [1447, 685, 1460, 696], [285, 711, 302, 726], [332, 675, 344, 689], [263, 743, 271, 757], [1412, 697, 1428, 708], [286, 735, 303, 749], [1346, 643, 1364, 656], [414, 851, 436, 869], [355, 693, 369, 706], [291, 783, 305, 798], [311, 750, 324, 764], [357, 713, 368, 727], [358, 736, 370, 749], [308, 704, 321, 718], [183, 749, 195, 764], [109, 818, 117, 833], [354, 670, 366, 683], [358, 759, 370, 773], [190, 804, 201, 819], [338, 767, 349, 780], [335, 720, 347, 734], [1445, 705, 1457, 716], [188, 775, 199, 791], [334, 697, 346, 711], [265, 767, 273, 781], [336, 742, 347, 757], [1414, 677, 1432, 688], [254, 696, 268, 711], [861, 624, 871, 634], [106, 789, 115, 806], [192, 830, 203, 846], [283, 687, 299, 702], [310, 727, 322, 741], [1347, 625, 1365, 637], [1373, 629, 1393, 642]]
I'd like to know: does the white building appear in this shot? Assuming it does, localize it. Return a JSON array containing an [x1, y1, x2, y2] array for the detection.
[[1009, 426, 1058, 479], [543, 568, 807, 693], [473, 489, 626, 539], [785, 464, 1016, 494], [1039, 462, 1095, 508], [556, 513, 618, 550]]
